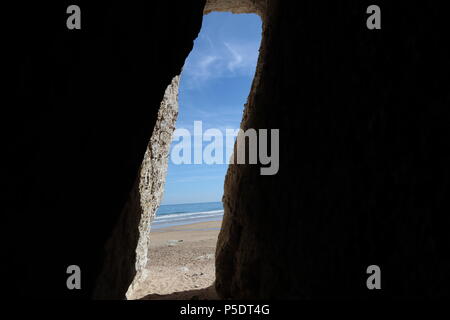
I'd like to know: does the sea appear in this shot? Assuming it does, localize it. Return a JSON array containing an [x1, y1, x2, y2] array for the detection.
[[151, 201, 224, 231]]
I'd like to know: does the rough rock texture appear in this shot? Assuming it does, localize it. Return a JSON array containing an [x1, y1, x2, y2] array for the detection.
[[216, 0, 450, 299], [94, 76, 180, 299], [133, 76, 180, 285], [204, 0, 267, 16]]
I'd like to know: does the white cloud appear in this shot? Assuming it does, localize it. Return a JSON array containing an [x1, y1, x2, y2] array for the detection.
[[224, 42, 243, 72], [223, 41, 258, 74], [182, 37, 260, 89], [186, 55, 219, 82]]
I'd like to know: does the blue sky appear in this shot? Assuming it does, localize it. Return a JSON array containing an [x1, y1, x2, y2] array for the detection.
[[160, 12, 262, 205]]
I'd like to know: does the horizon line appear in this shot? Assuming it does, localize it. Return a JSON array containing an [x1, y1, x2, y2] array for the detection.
[[160, 200, 223, 206]]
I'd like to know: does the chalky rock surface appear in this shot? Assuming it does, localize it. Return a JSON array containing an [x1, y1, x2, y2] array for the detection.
[[95, 77, 180, 299]]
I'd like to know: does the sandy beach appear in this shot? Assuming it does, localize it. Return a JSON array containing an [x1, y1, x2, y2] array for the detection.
[[128, 220, 221, 300]]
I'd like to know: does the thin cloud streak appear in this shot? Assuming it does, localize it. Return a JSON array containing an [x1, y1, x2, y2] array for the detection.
[[182, 38, 260, 89]]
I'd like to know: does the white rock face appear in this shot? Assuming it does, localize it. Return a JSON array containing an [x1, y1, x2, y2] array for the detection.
[[93, 76, 180, 300], [126, 76, 180, 299], [136, 76, 180, 273]]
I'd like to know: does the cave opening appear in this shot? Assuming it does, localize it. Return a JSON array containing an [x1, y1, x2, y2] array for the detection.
[[126, 9, 263, 300]]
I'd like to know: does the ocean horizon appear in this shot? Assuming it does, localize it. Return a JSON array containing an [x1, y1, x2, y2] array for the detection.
[[151, 201, 224, 230]]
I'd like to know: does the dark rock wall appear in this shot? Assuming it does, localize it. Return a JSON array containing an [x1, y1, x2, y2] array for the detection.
[[3, 0, 450, 300], [216, 0, 450, 299], [3, 1, 204, 299]]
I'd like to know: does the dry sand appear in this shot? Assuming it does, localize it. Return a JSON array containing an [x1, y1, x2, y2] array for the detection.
[[128, 220, 221, 300]]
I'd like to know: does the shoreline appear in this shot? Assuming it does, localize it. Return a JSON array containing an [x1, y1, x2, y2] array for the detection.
[[151, 218, 223, 232], [128, 220, 222, 300]]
